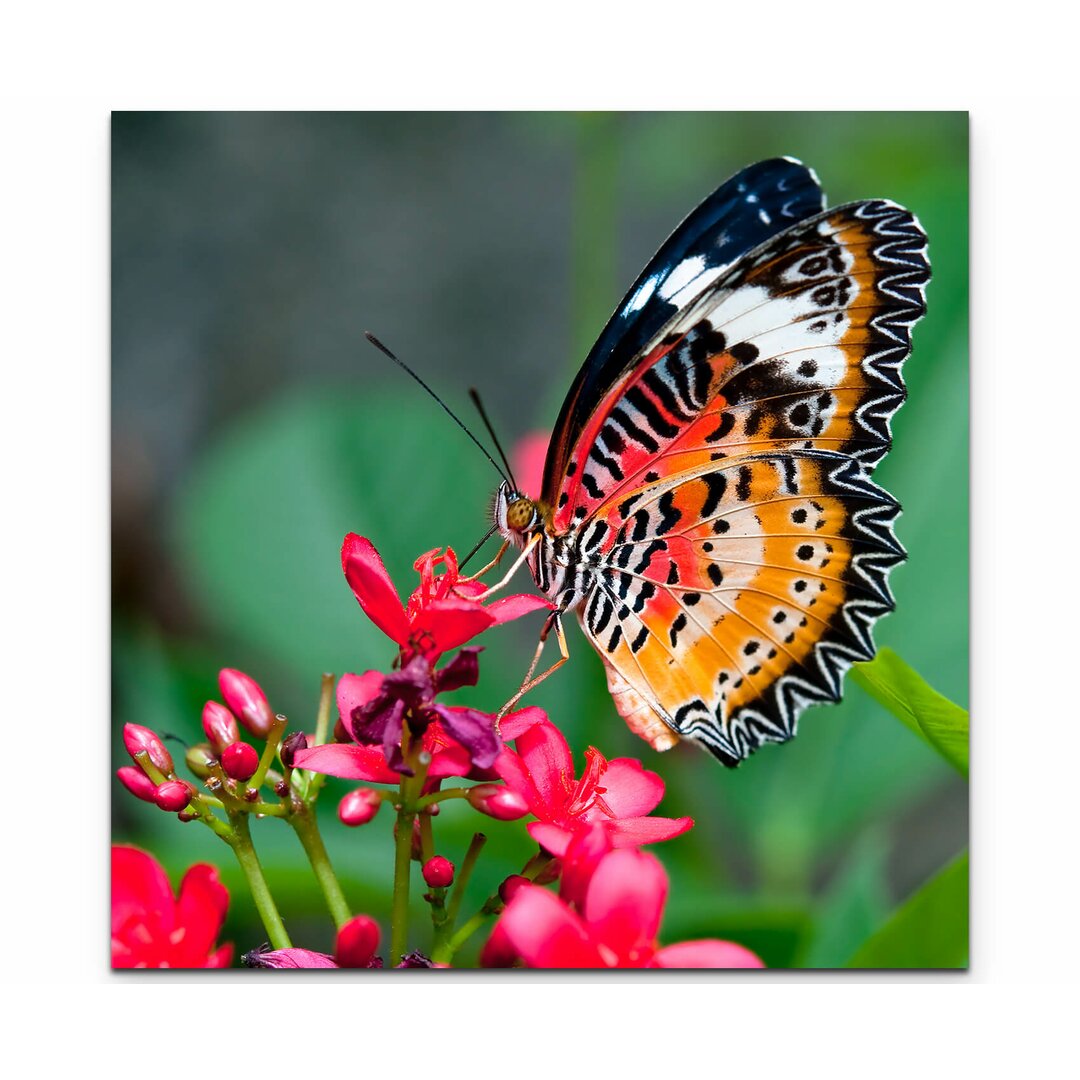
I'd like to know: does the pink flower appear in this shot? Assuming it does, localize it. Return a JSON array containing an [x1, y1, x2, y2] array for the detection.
[[493, 717, 693, 856], [293, 671, 543, 784], [111, 845, 232, 969], [341, 534, 550, 663], [512, 431, 550, 500], [483, 848, 764, 969]]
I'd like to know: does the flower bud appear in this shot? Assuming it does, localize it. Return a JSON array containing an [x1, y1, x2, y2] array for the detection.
[[422, 856, 455, 888], [335, 915, 381, 968], [221, 741, 260, 782], [123, 723, 174, 775], [218, 668, 275, 738], [280, 731, 309, 769], [117, 765, 157, 803], [498, 874, 529, 905], [466, 783, 529, 821], [202, 701, 240, 753], [338, 788, 382, 827], [185, 742, 217, 779], [153, 780, 193, 812]]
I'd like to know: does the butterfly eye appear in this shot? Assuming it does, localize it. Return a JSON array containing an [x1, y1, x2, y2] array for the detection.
[[505, 498, 536, 532]]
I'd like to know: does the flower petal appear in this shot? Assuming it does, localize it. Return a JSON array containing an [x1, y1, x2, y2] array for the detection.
[[432, 705, 502, 770], [494, 885, 605, 968], [584, 848, 668, 961], [652, 940, 765, 969], [174, 863, 230, 963], [498, 705, 547, 742], [292, 743, 398, 783], [337, 671, 385, 726], [606, 814, 695, 847], [111, 845, 175, 938], [433, 647, 481, 695], [413, 599, 496, 655], [589, 757, 666, 817], [513, 720, 574, 813], [244, 946, 339, 968], [493, 748, 542, 813], [526, 822, 573, 858], [341, 534, 410, 644], [485, 592, 555, 624], [560, 823, 615, 908]]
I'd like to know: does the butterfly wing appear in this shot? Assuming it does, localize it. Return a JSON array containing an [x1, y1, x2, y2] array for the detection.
[[541, 157, 826, 507], [545, 187, 929, 763]]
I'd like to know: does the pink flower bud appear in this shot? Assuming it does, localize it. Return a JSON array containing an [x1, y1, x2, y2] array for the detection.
[[338, 788, 382, 827], [499, 874, 529, 904], [218, 668, 275, 738], [153, 780, 193, 812], [335, 915, 381, 968], [117, 766, 158, 803], [221, 741, 260, 782], [466, 783, 530, 821], [202, 701, 240, 752], [422, 856, 455, 888], [123, 723, 174, 775], [185, 742, 216, 779]]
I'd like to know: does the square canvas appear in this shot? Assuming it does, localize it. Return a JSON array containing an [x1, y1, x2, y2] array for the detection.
[[111, 111, 968, 970]]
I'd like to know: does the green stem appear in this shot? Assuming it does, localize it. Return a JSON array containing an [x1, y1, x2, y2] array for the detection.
[[248, 715, 288, 793], [229, 813, 291, 949], [416, 786, 470, 809], [390, 788, 414, 966], [446, 832, 487, 929], [290, 806, 351, 930]]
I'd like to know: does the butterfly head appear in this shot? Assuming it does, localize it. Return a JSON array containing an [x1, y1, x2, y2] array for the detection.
[[493, 480, 542, 548]]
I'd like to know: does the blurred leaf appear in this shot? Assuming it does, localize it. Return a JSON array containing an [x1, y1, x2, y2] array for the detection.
[[851, 648, 968, 776], [799, 832, 891, 968], [846, 850, 968, 969]]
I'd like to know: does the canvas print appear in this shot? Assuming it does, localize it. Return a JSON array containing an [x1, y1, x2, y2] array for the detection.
[[111, 112, 968, 969]]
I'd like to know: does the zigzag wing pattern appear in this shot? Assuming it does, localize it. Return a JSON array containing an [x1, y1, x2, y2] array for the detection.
[[574, 450, 904, 764]]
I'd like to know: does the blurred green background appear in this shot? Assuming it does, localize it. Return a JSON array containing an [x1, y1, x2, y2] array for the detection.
[[112, 112, 968, 967]]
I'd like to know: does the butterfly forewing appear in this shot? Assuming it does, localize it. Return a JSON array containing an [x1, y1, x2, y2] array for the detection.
[[540, 179, 929, 764]]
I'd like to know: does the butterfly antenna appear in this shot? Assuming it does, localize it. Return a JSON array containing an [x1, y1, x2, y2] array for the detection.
[[458, 522, 500, 572], [364, 331, 509, 484], [468, 387, 518, 492]]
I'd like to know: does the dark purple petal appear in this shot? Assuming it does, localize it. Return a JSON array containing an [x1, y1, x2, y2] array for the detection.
[[395, 950, 435, 968], [433, 705, 502, 770], [383, 653, 435, 707], [351, 695, 403, 746], [434, 647, 482, 695]]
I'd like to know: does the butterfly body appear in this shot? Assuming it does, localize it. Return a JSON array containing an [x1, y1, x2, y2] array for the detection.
[[494, 159, 929, 766]]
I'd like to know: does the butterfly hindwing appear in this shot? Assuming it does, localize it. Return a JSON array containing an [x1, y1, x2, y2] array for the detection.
[[577, 450, 904, 763]]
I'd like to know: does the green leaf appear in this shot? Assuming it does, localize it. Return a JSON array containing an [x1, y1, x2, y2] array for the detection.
[[799, 831, 890, 968], [850, 647, 968, 776], [846, 850, 968, 969]]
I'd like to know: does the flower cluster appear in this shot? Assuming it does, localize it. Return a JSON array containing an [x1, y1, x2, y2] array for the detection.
[[113, 532, 763, 971]]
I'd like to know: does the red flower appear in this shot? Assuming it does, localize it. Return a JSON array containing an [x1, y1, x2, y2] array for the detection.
[[111, 845, 232, 969], [483, 848, 764, 969], [292, 673, 544, 784], [341, 534, 550, 663], [493, 717, 693, 856]]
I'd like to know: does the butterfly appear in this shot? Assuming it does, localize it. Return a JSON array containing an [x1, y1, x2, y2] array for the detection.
[[491, 158, 930, 766]]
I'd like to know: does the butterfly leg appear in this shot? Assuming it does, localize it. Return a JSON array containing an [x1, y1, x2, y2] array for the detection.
[[473, 533, 542, 601], [496, 609, 570, 721], [458, 539, 510, 584]]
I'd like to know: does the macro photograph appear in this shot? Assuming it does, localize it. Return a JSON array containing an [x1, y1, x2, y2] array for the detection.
[[110, 111, 968, 970]]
